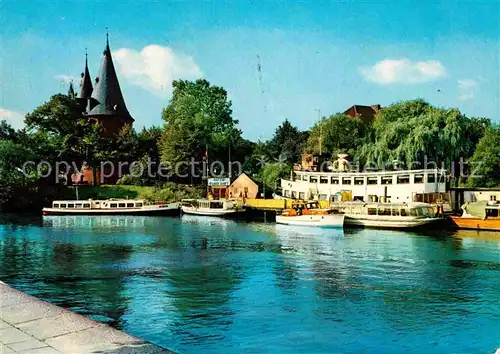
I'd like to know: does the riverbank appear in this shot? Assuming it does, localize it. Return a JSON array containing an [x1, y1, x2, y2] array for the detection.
[[0, 281, 172, 354]]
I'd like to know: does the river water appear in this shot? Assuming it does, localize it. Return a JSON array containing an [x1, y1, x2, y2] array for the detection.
[[0, 214, 499, 353]]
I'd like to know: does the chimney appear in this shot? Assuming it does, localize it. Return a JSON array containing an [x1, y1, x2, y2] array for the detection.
[[371, 104, 381, 111]]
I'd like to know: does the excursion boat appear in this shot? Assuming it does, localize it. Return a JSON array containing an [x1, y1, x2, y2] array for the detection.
[[449, 201, 500, 231], [331, 201, 441, 229], [180, 199, 245, 217], [276, 201, 345, 228], [42, 199, 180, 216]]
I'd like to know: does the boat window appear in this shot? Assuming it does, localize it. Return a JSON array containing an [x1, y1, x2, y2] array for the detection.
[[392, 208, 400, 216], [292, 191, 298, 198], [427, 173, 436, 183], [486, 208, 499, 217], [331, 177, 339, 184], [67, 204, 74, 209], [127, 203, 134, 208], [310, 177, 318, 183], [319, 194, 328, 201], [75, 203, 83, 209], [342, 177, 352, 185], [401, 208, 408, 216], [298, 192, 305, 200], [409, 208, 418, 216], [83, 204, 91, 208], [381, 176, 393, 185], [118, 203, 126, 208], [53, 203, 60, 208], [378, 207, 391, 216], [302, 175, 308, 181], [397, 175, 410, 184], [284, 190, 290, 197], [490, 195, 497, 202], [110, 203, 117, 208], [367, 177, 378, 185], [320, 176, 329, 184], [414, 174, 424, 183], [60, 204, 66, 208], [354, 177, 364, 185], [367, 208, 377, 215], [136, 202, 143, 207]]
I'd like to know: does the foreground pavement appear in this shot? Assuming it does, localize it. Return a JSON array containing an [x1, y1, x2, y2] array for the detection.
[[0, 281, 172, 354]]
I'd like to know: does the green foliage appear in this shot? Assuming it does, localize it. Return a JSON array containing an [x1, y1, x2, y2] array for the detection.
[[258, 163, 292, 193], [268, 119, 307, 163], [0, 120, 17, 141], [159, 79, 241, 178], [466, 126, 500, 187], [306, 114, 364, 157], [355, 99, 484, 169]]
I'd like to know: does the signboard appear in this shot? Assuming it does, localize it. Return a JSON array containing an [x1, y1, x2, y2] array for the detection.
[[208, 177, 231, 187]]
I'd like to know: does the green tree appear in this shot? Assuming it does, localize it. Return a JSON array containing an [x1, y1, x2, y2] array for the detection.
[[268, 119, 306, 164], [159, 79, 240, 180], [0, 120, 17, 141], [466, 126, 500, 187], [306, 114, 365, 157]]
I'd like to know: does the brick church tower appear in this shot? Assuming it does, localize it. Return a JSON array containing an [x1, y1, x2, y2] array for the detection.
[[78, 35, 134, 136]]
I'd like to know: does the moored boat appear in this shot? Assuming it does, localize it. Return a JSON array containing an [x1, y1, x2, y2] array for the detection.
[[180, 199, 245, 217], [42, 199, 180, 216], [449, 201, 500, 231], [331, 201, 441, 229], [276, 201, 345, 228]]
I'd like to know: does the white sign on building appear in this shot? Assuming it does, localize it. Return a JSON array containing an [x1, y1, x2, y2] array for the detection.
[[208, 177, 231, 187]]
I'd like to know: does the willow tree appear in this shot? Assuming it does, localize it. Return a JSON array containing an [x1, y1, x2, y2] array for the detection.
[[467, 125, 500, 187], [355, 99, 487, 170]]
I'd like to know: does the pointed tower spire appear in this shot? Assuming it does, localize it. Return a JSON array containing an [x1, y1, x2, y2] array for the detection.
[[87, 33, 134, 131], [68, 81, 75, 98], [78, 50, 93, 99]]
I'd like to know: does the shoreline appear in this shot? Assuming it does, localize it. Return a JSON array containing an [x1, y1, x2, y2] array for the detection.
[[0, 281, 173, 354]]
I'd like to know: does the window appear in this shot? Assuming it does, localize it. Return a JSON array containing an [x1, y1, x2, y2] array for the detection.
[[354, 177, 364, 185], [310, 177, 318, 183], [381, 176, 393, 185], [392, 208, 400, 216], [83, 204, 91, 208], [319, 194, 328, 200], [110, 203, 117, 208], [342, 177, 352, 185], [367, 177, 378, 185], [136, 203, 143, 208], [401, 208, 408, 216], [60, 204, 67, 208], [397, 175, 410, 184], [367, 208, 377, 215], [320, 176, 329, 184], [378, 207, 391, 216], [67, 204, 74, 208], [53, 204, 60, 208], [292, 191, 297, 198], [427, 173, 436, 183], [302, 175, 308, 182], [490, 195, 497, 202], [331, 177, 339, 184], [414, 174, 424, 184], [299, 192, 305, 200], [486, 208, 499, 217], [284, 190, 290, 197], [75, 203, 83, 209], [119, 203, 126, 208]]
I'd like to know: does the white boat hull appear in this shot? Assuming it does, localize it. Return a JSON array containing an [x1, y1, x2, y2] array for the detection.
[[43, 203, 180, 216], [276, 214, 345, 228], [344, 216, 440, 229], [181, 206, 244, 217]]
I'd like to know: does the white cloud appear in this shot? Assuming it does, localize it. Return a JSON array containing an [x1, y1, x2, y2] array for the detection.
[[112, 45, 203, 96], [0, 108, 25, 130], [360, 58, 447, 84], [457, 79, 479, 100], [54, 74, 78, 84]]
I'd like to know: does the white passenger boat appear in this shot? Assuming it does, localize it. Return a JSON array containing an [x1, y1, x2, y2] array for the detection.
[[42, 199, 180, 216], [275, 201, 345, 228], [331, 201, 440, 229], [180, 199, 245, 217]]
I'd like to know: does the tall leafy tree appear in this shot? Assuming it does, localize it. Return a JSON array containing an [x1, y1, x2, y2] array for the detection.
[[159, 79, 241, 179], [466, 126, 500, 187], [268, 119, 307, 164], [0, 120, 17, 141]]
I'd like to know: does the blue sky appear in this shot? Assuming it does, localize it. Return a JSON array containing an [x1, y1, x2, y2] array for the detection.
[[1, 0, 499, 140]]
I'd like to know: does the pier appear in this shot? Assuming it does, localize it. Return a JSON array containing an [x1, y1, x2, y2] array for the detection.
[[0, 281, 171, 354]]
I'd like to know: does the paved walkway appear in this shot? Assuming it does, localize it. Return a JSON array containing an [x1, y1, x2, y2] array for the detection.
[[0, 281, 172, 354]]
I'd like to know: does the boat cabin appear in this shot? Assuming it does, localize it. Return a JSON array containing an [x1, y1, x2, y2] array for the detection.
[[51, 199, 147, 210], [334, 202, 436, 218], [181, 199, 236, 210]]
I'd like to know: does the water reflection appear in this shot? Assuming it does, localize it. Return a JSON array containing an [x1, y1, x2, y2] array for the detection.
[[1, 216, 499, 353]]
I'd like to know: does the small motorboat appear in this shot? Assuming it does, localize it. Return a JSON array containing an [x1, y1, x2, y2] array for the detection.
[[449, 201, 500, 231], [42, 199, 180, 216], [180, 199, 245, 217], [276, 201, 345, 228]]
